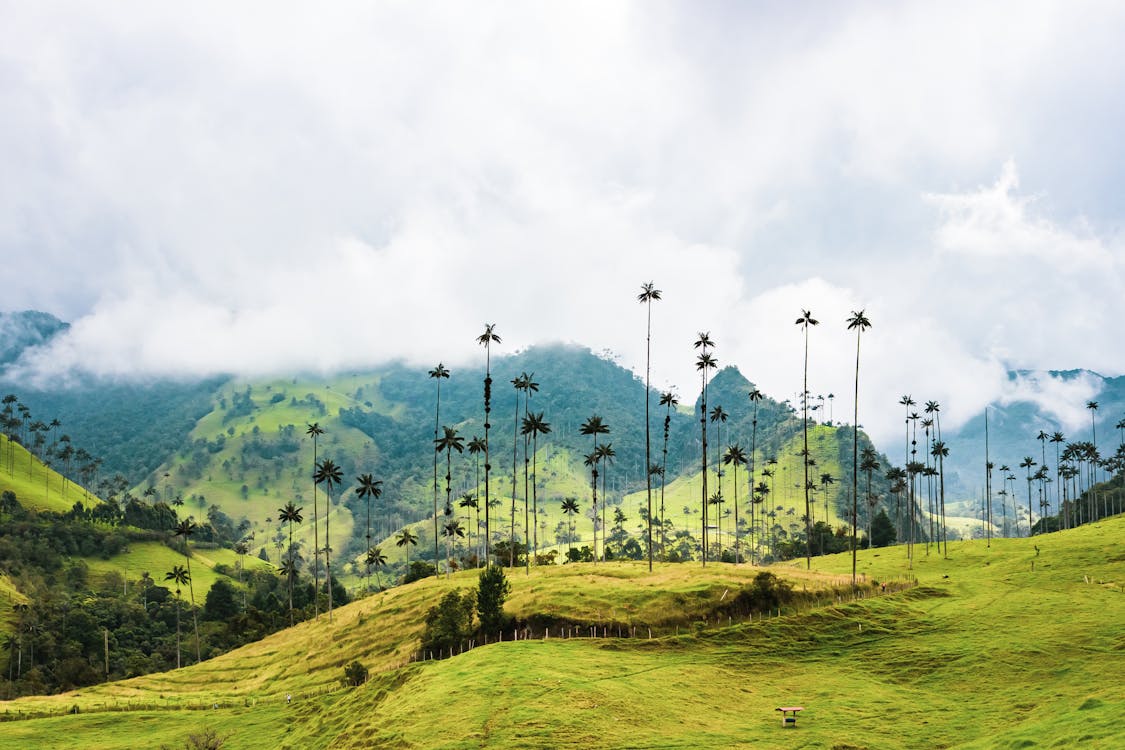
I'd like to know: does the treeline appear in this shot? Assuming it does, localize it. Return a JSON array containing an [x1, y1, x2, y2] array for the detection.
[[0, 490, 349, 698]]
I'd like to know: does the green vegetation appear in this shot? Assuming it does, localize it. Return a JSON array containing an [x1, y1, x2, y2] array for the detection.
[[0, 517, 1119, 748]]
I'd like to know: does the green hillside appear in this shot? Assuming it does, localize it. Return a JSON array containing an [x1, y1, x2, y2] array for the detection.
[[1, 516, 1120, 748], [0, 435, 92, 513]]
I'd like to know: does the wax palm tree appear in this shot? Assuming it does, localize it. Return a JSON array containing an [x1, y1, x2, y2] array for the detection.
[[305, 422, 325, 617], [722, 444, 747, 562], [520, 375, 539, 574], [658, 390, 678, 556], [930, 441, 948, 555], [164, 565, 190, 669], [561, 497, 580, 554], [859, 448, 880, 549], [313, 457, 342, 619], [172, 518, 201, 662], [1020, 457, 1036, 536], [434, 426, 465, 574], [595, 441, 616, 558], [795, 310, 818, 569], [846, 309, 871, 581], [277, 502, 303, 622], [442, 520, 466, 578], [429, 363, 450, 573], [466, 435, 485, 563], [521, 411, 551, 564], [1050, 431, 1066, 527], [580, 415, 610, 559], [354, 474, 382, 591], [396, 528, 419, 571], [477, 324, 502, 565], [637, 282, 662, 570], [459, 493, 480, 562], [366, 546, 387, 589], [694, 333, 717, 564]]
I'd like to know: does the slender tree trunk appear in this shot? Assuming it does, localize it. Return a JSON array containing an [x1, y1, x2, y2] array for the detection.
[[433, 381, 441, 577], [803, 330, 811, 570], [644, 300, 654, 571], [312, 437, 320, 619]]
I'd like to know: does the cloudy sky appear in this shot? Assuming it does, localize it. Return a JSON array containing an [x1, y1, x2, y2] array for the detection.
[[2, 1, 1123, 443]]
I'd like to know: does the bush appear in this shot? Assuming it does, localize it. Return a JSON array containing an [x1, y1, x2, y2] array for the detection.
[[403, 560, 437, 584], [342, 660, 368, 686], [421, 589, 476, 653]]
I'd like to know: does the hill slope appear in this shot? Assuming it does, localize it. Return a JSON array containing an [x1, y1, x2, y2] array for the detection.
[[2, 516, 1121, 749]]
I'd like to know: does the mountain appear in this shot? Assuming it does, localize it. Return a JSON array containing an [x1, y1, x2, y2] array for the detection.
[[0, 310, 69, 368]]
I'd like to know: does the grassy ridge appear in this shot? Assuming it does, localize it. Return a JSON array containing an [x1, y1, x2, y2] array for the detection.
[[0, 435, 91, 513], [1, 516, 1121, 748]]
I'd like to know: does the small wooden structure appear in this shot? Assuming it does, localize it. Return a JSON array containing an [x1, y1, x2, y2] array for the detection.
[[776, 706, 804, 728]]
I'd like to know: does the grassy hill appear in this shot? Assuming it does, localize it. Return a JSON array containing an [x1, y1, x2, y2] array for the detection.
[[0, 435, 92, 513], [1, 515, 1120, 748]]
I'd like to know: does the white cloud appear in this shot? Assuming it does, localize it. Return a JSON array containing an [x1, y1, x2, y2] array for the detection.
[[3, 2, 1125, 450]]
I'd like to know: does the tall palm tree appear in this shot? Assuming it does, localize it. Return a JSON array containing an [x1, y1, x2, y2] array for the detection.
[[795, 310, 819, 569], [520, 375, 539, 574], [1050, 431, 1066, 528], [509, 373, 532, 567], [1087, 400, 1100, 516], [477, 324, 501, 565], [930, 441, 948, 555], [722, 444, 747, 562], [277, 502, 303, 622], [396, 528, 418, 569], [467, 435, 485, 563], [435, 425, 465, 574], [429, 363, 450, 573], [580, 415, 610, 560], [172, 518, 201, 662], [459, 493, 480, 563], [521, 411, 551, 565], [164, 565, 190, 669], [365, 546, 387, 589], [305, 422, 325, 618], [354, 475, 382, 592], [1020, 456, 1036, 537], [658, 391, 678, 556], [595, 441, 616, 556], [638, 282, 662, 570], [313, 457, 342, 620], [561, 497, 580, 554], [694, 332, 716, 564], [442, 519, 466, 577], [846, 309, 871, 582]]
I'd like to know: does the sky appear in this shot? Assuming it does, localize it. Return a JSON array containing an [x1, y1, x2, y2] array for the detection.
[[2, 1, 1124, 445]]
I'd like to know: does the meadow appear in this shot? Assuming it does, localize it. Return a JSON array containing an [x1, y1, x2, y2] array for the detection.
[[0, 515, 1119, 749]]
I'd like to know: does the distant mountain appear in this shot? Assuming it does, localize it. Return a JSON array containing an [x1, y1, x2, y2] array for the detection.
[[0, 310, 69, 368], [942, 369, 1125, 497]]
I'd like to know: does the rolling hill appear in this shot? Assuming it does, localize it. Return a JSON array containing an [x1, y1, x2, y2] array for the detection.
[[0, 515, 1120, 749]]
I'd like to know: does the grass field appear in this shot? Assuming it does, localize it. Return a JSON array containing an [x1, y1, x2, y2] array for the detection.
[[0, 436, 92, 514], [0, 515, 1120, 749]]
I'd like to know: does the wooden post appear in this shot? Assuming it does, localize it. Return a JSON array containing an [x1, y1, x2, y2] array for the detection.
[[104, 629, 109, 680]]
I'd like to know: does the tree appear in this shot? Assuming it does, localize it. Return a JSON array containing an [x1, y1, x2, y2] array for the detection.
[[458, 493, 480, 564], [467, 435, 485, 563], [722, 444, 747, 562], [658, 391, 678, 556], [818, 472, 835, 555], [172, 519, 202, 663], [429, 364, 450, 576], [396, 528, 419, 569], [560, 497, 580, 554], [521, 411, 551, 565], [931, 440, 949, 555], [442, 519, 466, 577], [164, 564, 190, 669], [477, 565, 511, 637], [859, 448, 880, 550], [694, 332, 716, 564], [354, 474, 382, 592], [846, 309, 871, 582], [305, 422, 325, 618], [477, 324, 501, 565], [795, 309, 819, 569], [365, 546, 387, 589], [421, 589, 475, 654], [638, 281, 662, 570], [1020, 456, 1037, 537], [313, 457, 342, 620], [277, 502, 304, 623], [870, 509, 896, 547], [509, 373, 531, 567], [579, 415, 610, 560], [434, 426, 465, 575]]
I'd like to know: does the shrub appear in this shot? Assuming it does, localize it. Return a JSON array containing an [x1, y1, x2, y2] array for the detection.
[[342, 660, 368, 686], [476, 566, 511, 636], [421, 589, 476, 653]]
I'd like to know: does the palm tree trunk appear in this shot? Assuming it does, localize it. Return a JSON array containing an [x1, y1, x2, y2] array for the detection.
[[312, 437, 320, 619], [433, 382, 441, 579], [644, 300, 654, 571], [326, 486, 333, 621]]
